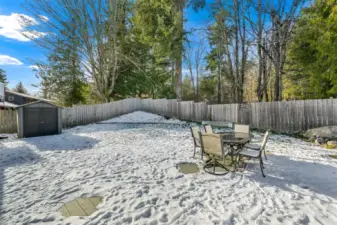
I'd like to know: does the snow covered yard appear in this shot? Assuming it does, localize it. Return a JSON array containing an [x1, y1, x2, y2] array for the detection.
[[1, 112, 337, 225]]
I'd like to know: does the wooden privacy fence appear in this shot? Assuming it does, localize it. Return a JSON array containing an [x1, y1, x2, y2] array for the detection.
[[132, 98, 337, 133], [1, 98, 337, 134], [175, 99, 337, 133], [250, 99, 337, 133], [62, 98, 141, 127], [0, 110, 17, 133]]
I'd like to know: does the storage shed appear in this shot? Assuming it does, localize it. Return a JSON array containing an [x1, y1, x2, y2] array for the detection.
[[17, 101, 62, 138]]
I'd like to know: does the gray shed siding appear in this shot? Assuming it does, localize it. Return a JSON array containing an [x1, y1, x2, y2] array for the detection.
[[17, 101, 62, 138]]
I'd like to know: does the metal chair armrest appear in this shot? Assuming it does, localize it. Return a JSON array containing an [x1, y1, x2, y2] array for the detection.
[[244, 143, 261, 151]]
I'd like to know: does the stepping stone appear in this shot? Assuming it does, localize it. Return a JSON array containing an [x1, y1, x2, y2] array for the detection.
[[60, 196, 103, 217], [177, 163, 200, 174]]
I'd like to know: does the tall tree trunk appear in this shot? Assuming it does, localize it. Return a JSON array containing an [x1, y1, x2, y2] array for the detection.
[[239, 3, 247, 103], [234, 0, 240, 103], [274, 62, 281, 101], [195, 55, 199, 98], [175, 56, 182, 100], [264, 86, 269, 101], [256, 0, 264, 102], [196, 69, 199, 98], [188, 61, 196, 94], [262, 57, 268, 101], [217, 69, 221, 104], [216, 42, 221, 103], [225, 45, 235, 103], [278, 29, 288, 101], [272, 12, 281, 101], [175, 1, 184, 100], [216, 43, 223, 103]]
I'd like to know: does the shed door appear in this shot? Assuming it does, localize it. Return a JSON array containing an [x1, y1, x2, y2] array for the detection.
[[23, 107, 58, 137]]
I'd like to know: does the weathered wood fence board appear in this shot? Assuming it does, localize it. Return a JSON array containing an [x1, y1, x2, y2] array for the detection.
[[62, 98, 141, 128], [211, 104, 238, 122], [178, 101, 194, 121], [167, 99, 178, 118], [1, 98, 337, 134], [193, 102, 208, 122], [0, 110, 17, 133]]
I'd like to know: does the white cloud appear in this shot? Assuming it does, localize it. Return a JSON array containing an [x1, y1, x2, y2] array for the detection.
[[0, 55, 23, 65], [0, 13, 46, 42], [29, 65, 39, 70]]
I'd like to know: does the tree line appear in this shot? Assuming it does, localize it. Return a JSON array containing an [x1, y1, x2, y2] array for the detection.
[[17, 0, 337, 106]]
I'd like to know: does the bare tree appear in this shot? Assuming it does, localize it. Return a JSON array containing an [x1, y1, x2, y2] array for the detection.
[[173, 0, 206, 100], [23, 0, 129, 102], [264, 0, 305, 101], [185, 46, 196, 95], [247, 0, 267, 102], [245, 0, 304, 102], [207, 0, 250, 104], [228, 0, 250, 103], [194, 39, 206, 97], [185, 39, 206, 98]]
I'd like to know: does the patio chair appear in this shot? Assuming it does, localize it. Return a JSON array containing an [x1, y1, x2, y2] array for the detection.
[[190, 126, 202, 158], [244, 131, 269, 160], [234, 124, 250, 139], [199, 132, 229, 175], [204, 124, 213, 134], [237, 129, 270, 177]]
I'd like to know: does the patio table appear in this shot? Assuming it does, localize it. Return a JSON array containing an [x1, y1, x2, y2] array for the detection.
[[221, 132, 251, 170], [216, 131, 254, 138]]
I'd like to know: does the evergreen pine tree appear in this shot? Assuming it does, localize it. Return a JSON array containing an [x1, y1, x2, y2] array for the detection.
[[13, 81, 28, 94], [0, 69, 8, 85]]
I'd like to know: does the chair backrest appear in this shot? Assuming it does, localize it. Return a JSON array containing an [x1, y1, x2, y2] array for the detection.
[[260, 129, 271, 151], [204, 125, 213, 134], [234, 124, 250, 134], [199, 132, 223, 157], [190, 126, 201, 147]]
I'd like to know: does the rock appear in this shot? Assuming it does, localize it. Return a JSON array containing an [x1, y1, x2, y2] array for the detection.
[[323, 144, 337, 149], [327, 141, 337, 146], [315, 137, 325, 145], [308, 136, 316, 142], [303, 126, 337, 139]]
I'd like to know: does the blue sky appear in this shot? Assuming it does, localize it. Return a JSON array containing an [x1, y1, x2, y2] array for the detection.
[[0, 0, 47, 94], [0, 0, 212, 94], [0, 0, 307, 95]]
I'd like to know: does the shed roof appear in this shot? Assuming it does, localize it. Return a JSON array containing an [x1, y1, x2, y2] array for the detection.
[[0, 101, 18, 108], [17, 100, 62, 108]]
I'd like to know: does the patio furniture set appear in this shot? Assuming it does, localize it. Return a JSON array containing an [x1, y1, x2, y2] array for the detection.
[[191, 124, 270, 177]]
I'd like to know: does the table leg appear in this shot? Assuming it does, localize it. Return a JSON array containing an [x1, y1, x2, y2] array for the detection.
[[233, 144, 243, 171], [229, 145, 235, 166], [234, 155, 238, 171]]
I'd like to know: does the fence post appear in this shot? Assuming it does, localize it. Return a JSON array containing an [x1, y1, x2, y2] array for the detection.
[[204, 102, 208, 121], [207, 105, 212, 121], [177, 100, 181, 119], [192, 101, 195, 121]]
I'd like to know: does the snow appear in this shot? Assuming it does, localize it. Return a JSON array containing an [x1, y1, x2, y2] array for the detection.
[[102, 111, 185, 124], [1, 111, 337, 224]]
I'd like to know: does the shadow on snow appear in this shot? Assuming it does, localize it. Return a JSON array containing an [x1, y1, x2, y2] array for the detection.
[[246, 155, 337, 199], [0, 145, 41, 216], [0, 132, 99, 216], [24, 133, 99, 151]]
